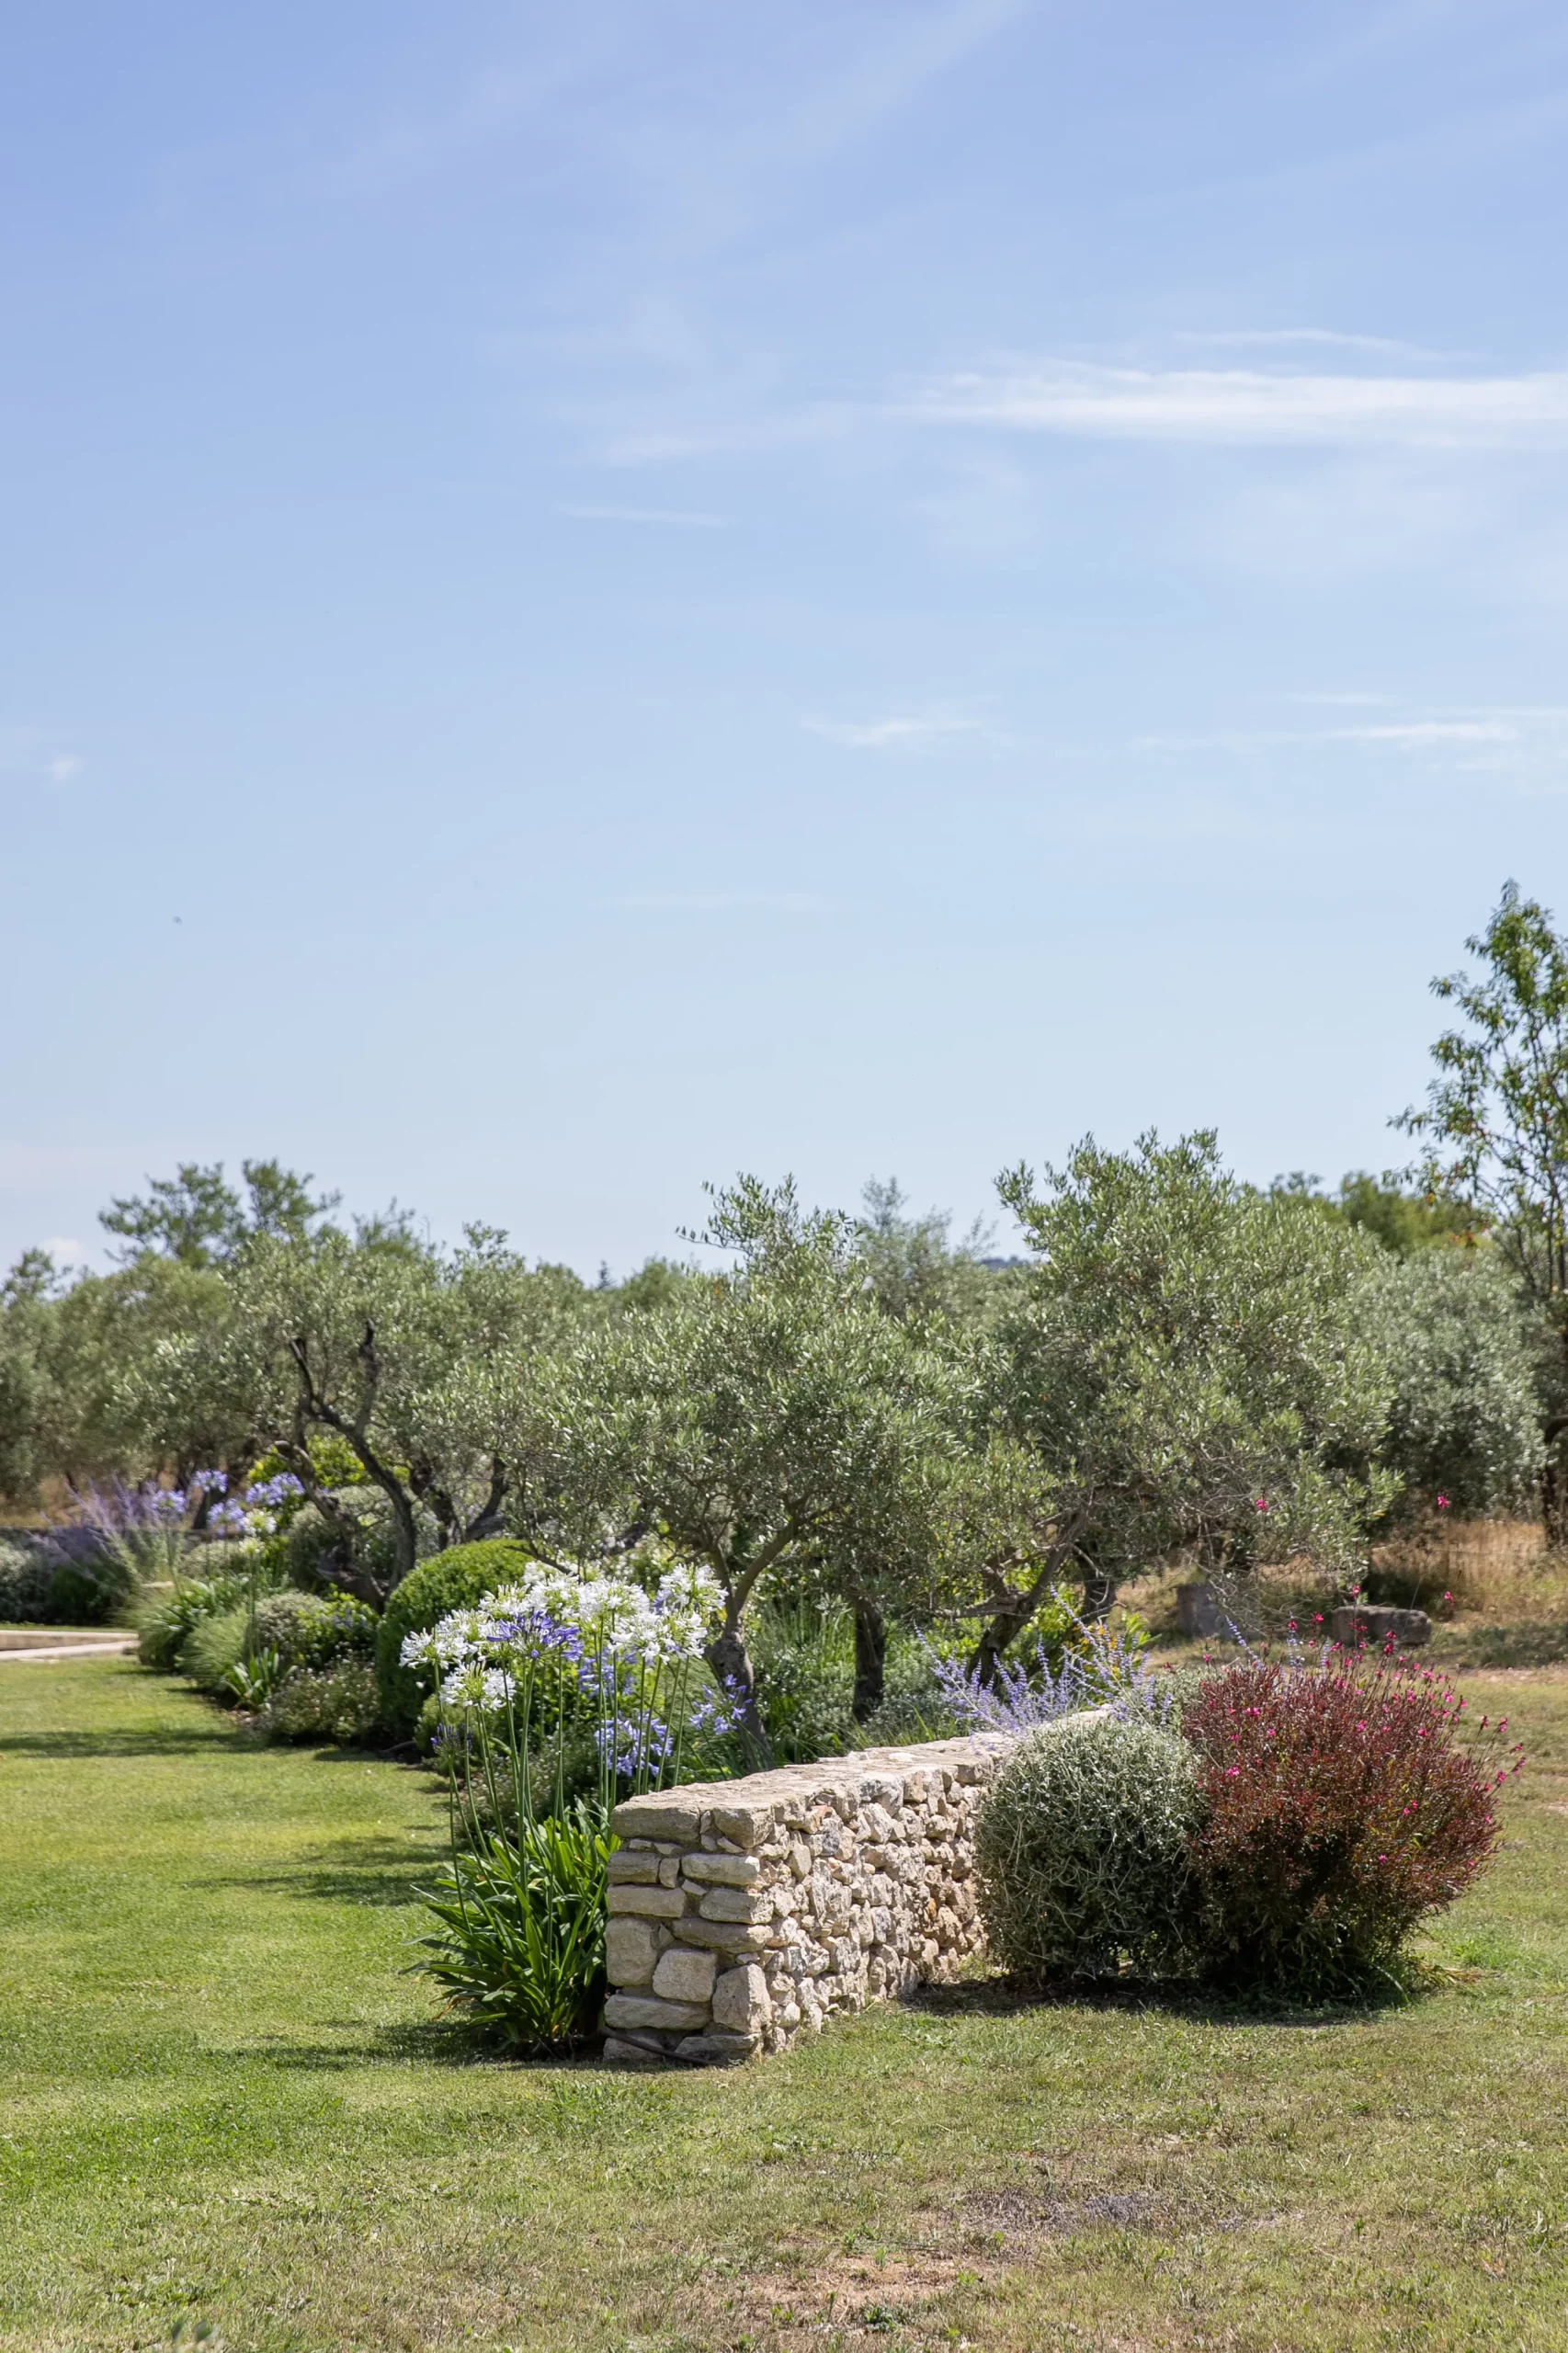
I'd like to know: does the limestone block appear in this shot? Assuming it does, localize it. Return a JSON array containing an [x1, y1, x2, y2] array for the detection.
[[607, 1852, 661, 1884], [675, 2031, 757, 2065], [658, 1858, 682, 1886], [610, 1794, 706, 1845], [711, 1961, 772, 2033], [670, 1916, 775, 1955], [711, 1800, 777, 1850], [602, 2035, 667, 2067], [699, 1885, 772, 1923], [1330, 1603, 1431, 1649], [680, 1852, 760, 1885], [652, 1945, 718, 2006], [607, 1884, 688, 1918], [605, 1915, 658, 1987], [602, 1993, 711, 2032]]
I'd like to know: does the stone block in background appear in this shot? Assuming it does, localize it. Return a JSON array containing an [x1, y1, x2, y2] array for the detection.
[[1329, 1604, 1431, 1650], [1175, 1582, 1222, 1639]]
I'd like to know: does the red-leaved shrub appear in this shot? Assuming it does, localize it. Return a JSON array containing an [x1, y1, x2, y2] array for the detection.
[[1182, 1657, 1517, 1995]]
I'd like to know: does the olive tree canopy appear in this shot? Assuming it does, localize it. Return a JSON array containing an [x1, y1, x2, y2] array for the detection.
[[963, 1131, 1393, 1676], [514, 1176, 958, 1733]]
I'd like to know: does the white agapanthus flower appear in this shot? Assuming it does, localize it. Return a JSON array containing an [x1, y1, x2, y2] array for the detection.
[[402, 1555, 722, 1708]]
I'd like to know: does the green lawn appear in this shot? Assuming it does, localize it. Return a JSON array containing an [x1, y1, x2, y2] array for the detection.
[[4, 1662, 1568, 2353]]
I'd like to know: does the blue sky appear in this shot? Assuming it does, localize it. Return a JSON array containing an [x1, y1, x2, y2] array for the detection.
[[5, 0, 1568, 1274]]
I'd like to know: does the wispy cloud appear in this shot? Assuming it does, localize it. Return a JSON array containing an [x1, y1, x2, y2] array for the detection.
[[802, 710, 988, 753], [1176, 328, 1460, 360], [49, 756, 81, 782], [903, 362, 1568, 448], [602, 891, 832, 914], [42, 1236, 88, 1267], [559, 503, 729, 528], [1334, 719, 1518, 745], [1125, 705, 1568, 779]]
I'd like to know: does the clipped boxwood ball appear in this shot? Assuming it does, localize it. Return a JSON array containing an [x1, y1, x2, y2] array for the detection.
[[975, 1713, 1202, 1983], [374, 1540, 533, 1734]]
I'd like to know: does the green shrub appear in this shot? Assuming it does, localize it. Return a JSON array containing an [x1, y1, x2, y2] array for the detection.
[[40, 1543, 140, 1627], [375, 1540, 533, 1734], [254, 1661, 382, 1744], [750, 1603, 856, 1762], [254, 1589, 379, 1671], [748, 1604, 957, 1760], [0, 1540, 57, 1623], [975, 1714, 1202, 1982], [222, 1649, 287, 1710], [279, 1489, 439, 1597]]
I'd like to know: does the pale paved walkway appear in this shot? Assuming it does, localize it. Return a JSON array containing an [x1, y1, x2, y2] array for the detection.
[[0, 1633, 138, 1663]]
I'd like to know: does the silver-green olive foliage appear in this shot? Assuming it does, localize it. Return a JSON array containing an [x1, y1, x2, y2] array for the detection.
[[515, 1177, 959, 1723], [964, 1131, 1394, 1674], [1362, 1245, 1542, 1518], [1398, 882, 1568, 1533]]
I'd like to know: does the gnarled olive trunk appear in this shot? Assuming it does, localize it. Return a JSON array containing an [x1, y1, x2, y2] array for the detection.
[[852, 1597, 886, 1722]]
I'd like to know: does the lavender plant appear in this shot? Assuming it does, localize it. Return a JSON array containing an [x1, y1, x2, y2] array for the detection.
[[930, 1598, 1174, 1735], [71, 1477, 196, 1587]]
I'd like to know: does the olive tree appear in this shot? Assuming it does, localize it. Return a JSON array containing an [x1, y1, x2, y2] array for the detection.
[[1363, 1245, 1542, 1518], [1399, 882, 1568, 1532], [964, 1131, 1393, 1676], [131, 1222, 586, 1599], [516, 1177, 957, 1735]]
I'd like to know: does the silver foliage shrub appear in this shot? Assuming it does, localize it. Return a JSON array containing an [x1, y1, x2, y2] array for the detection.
[[975, 1714, 1202, 1981]]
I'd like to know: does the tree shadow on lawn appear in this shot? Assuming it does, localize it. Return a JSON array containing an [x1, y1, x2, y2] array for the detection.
[[235, 2018, 611, 2074], [200, 1835, 441, 1909], [903, 1969, 1418, 2032], [0, 1723, 238, 1759]]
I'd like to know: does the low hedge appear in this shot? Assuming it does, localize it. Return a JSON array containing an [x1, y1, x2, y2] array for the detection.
[[374, 1540, 533, 1734]]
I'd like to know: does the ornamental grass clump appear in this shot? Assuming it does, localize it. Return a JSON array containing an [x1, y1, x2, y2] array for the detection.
[[1184, 1656, 1517, 1999], [975, 1714, 1203, 1982]]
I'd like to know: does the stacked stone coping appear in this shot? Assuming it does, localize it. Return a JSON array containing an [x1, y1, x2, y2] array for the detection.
[[601, 1733, 1013, 2069]]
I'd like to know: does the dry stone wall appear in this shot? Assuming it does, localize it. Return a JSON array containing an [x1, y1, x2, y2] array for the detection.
[[602, 1733, 1011, 2068]]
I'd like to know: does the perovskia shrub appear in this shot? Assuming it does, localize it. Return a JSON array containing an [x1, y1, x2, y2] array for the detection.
[[1183, 1655, 1517, 1998]]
